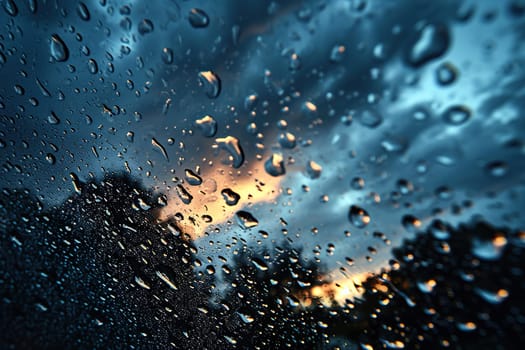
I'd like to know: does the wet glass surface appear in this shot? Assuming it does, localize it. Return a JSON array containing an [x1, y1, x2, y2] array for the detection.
[[1, 0, 524, 348]]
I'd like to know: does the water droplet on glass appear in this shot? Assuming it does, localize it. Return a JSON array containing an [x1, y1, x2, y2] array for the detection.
[[358, 109, 383, 128], [195, 115, 217, 137], [2, 0, 17, 16], [221, 188, 240, 206], [189, 8, 210, 28], [45, 153, 56, 165], [87, 58, 98, 74], [442, 105, 471, 125], [406, 23, 450, 67], [77, 2, 90, 21], [244, 94, 258, 111], [278, 132, 296, 149], [330, 45, 346, 62], [216, 136, 244, 168], [251, 257, 268, 271], [349, 205, 370, 228], [151, 137, 169, 161], [50, 34, 69, 62], [436, 61, 458, 85], [306, 160, 322, 179], [138, 19, 154, 35], [184, 169, 202, 186], [351, 177, 365, 190], [401, 215, 421, 232], [236, 210, 259, 229], [175, 184, 193, 205], [485, 161, 508, 177], [162, 47, 174, 64], [237, 312, 255, 324], [198, 71, 221, 99], [264, 153, 286, 177], [47, 111, 60, 124]]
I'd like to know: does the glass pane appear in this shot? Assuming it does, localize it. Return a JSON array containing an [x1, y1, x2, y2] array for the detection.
[[1, 0, 524, 348]]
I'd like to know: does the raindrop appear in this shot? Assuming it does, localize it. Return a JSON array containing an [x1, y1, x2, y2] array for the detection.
[[349, 205, 370, 228], [138, 19, 154, 35], [485, 161, 508, 177], [237, 312, 255, 324], [251, 257, 268, 271], [406, 23, 450, 67], [442, 105, 471, 125], [436, 61, 458, 85], [175, 184, 193, 205], [77, 2, 90, 21], [351, 177, 365, 190], [87, 59, 98, 74], [306, 160, 322, 179], [184, 169, 202, 186], [358, 109, 383, 128], [45, 153, 56, 165], [236, 210, 259, 229], [278, 132, 296, 149], [401, 215, 421, 232], [2, 0, 17, 16], [221, 188, 240, 206], [47, 111, 60, 125], [151, 137, 169, 161], [330, 45, 346, 62], [216, 136, 244, 168], [198, 71, 221, 99], [50, 34, 69, 62], [289, 53, 301, 70], [244, 94, 258, 111], [162, 47, 174, 64], [265, 153, 286, 177], [195, 115, 217, 137], [189, 8, 210, 28]]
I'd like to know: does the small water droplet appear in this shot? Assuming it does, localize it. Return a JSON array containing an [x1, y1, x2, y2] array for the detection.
[[138, 19, 154, 35], [87, 58, 98, 74], [175, 184, 193, 205], [349, 205, 370, 228], [278, 132, 296, 149], [251, 257, 268, 271], [485, 161, 508, 177], [198, 71, 221, 98], [306, 160, 322, 179], [162, 47, 174, 64], [236, 210, 259, 229], [195, 115, 217, 137], [47, 111, 60, 124], [77, 2, 90, 21], [436, 61, 458, 85], [189, 8, 210, 28], [216, 136, 244, 168], [330, 45, 346, 62], [184, 169, 202, 186], [50, 34, 69, 62], [151, 137, 169, 161], [2, 0, 18, 16], [45, 153, 56, 165], [265, 153, 286, 177], [221, 188, 240, 206], [358, 109, 383, 128], [442, 105, 471, 125], [406, 23, 450, 67]]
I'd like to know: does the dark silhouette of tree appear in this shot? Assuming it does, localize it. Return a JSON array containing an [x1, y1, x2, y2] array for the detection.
[[0, 174, 225, 349], [330, 220, 525, 350], [213, 243, 333, 349]]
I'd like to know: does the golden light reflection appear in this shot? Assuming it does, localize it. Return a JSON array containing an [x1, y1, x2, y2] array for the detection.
[[158, 163, 284, 239], [302, 272, 374, 307]]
